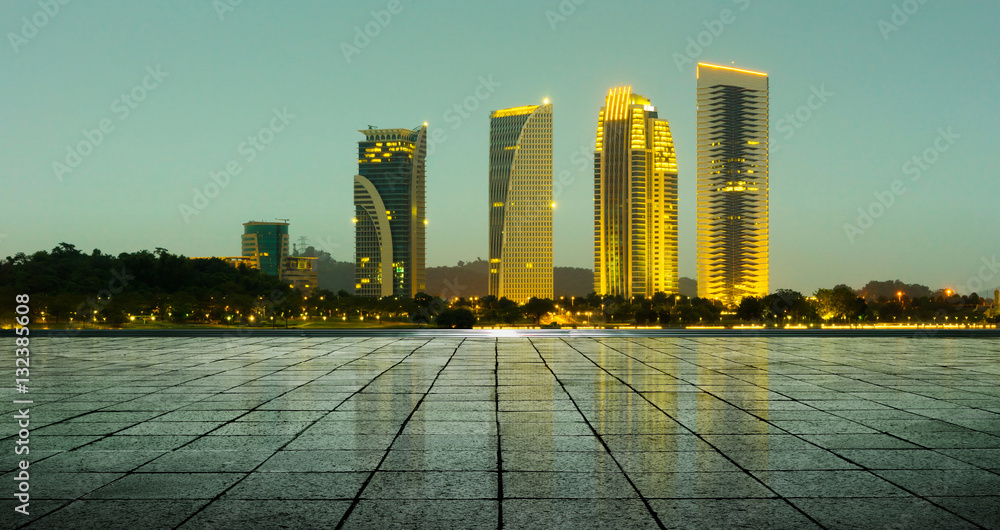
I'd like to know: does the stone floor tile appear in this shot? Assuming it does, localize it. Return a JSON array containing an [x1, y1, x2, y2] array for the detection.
[[224, 472, 366, 500], [650, 499, 820, 529], [362, 471, 498, 499], [180, 499, 351, 529], [505, 499, 657, 529], [790, 498, 978, 529], [84, 472, 245, 499], [343, 500, 496, 529]]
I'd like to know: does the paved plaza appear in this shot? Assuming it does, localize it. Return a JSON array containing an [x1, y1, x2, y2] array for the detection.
[[4, 334, 1000, 529]]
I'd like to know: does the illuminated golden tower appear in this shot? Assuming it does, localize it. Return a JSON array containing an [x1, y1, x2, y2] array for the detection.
[[696, 63, 769, 306], [489, 102, 553, 303], [594, 86, 679, 298]]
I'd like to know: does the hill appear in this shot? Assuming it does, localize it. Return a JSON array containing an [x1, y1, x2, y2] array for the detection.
[[318, 254, 698, 299]]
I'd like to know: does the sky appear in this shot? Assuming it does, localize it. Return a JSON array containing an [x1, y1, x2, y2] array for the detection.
[[2, 0, 998, 295]]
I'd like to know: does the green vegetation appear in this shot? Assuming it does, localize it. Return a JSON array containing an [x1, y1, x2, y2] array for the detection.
[[0, 244, 994, 329]]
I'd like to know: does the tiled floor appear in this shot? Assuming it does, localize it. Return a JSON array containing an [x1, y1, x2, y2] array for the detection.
[[3, 335, 1000, 529]]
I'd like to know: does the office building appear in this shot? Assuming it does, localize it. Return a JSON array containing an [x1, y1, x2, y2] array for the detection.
[[354, 124, 427, 297], [242, 221, 289, 278], [594, 86, 679, 298], [488, 101, 554, 304], [696, 63, 769, 306]]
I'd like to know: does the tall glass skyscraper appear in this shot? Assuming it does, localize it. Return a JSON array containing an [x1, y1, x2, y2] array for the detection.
[[354, 125, 427, 298], [594, 86, 679, 299], [488, 102, 553, 303], [242, 221, 289, 277], [696, 63, 769, 306]]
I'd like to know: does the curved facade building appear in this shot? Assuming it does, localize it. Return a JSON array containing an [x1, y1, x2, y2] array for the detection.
[[488, 103, 553, 303], [594, 86, 679, 298], [695, 63, 769, 306], [354, 125, 427, 298]]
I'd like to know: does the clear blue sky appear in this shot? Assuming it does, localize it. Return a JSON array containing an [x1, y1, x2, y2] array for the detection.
[[2, 0, 998, 295]]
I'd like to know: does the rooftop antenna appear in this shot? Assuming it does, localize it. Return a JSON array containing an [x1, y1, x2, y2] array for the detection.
[[368, 125, 378, 129]]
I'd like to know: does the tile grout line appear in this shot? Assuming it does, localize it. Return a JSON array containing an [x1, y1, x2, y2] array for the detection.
[[558, 337, 829, 530], [334, 338, 466, 530], [167, 337, 431, 529], [648, 337, 1000, 479], [528, 338, 668, 530], [11, 337, 350, 530], [601, 337, 998, 529], [494, 338, 504, 530]]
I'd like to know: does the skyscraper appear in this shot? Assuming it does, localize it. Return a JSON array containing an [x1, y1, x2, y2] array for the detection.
[[696, 63, 769, 306], [594, 86, 679, 299], [242, 221, 289, 277], [488, 101, 553, 303], [354, 124, 427, 298]]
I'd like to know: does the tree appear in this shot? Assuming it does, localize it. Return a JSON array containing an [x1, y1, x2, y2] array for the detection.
[[815, 285, 867, 321], [671, 302, 700, 326], [737, 296, 765, 322], [523, 297, 555, 324], [409, 292, 438, 324], [436, 308, 476, 329], [634, 308, 659, 325], [497, 297, 521, 324], [651, 292, 669, 306], [692, 297, 723, 323], [761, 289, 812, 323]]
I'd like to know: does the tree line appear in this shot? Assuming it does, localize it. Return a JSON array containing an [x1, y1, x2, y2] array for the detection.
[[0, 244, 994, 328]]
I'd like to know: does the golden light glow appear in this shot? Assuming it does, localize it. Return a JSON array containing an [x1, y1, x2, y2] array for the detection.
[[491, 105, 541, 118], [697, 62, 768, 77]]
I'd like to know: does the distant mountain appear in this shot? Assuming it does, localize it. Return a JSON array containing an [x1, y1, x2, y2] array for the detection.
[[679, 277, 697, 298], [554, 267, 593, 297], [426, 259, 489, 298], [292, 246, 355, 293], [321, 254, 697, 299]]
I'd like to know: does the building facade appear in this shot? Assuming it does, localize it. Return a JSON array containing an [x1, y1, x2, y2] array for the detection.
[[488, 102, 554, 304], [594, 86, 679, 299], [354, 125, 427, 298], [241, 221, 289, 277], [282, 256, 318, 294], [696, 63, 769, 306]]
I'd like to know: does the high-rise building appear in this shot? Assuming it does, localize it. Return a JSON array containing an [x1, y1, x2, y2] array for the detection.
[[488, 101, 554, 304], [696, 63, 769, 306], [242, 221, 289, 277], [594, 86, 679, 299], [354, 124, 427, 298]]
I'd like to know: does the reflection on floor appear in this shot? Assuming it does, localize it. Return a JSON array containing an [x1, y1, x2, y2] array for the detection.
[[4, 336, 1000, 528]]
